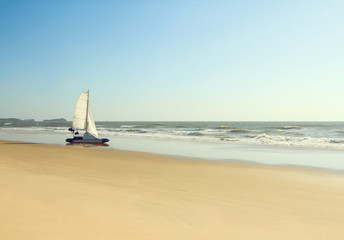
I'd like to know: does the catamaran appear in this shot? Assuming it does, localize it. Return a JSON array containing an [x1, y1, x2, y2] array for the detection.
[[66, 91, 109, 144]]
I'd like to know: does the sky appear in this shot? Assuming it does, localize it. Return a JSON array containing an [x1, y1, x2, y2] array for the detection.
[[0, 0, 344, 121]]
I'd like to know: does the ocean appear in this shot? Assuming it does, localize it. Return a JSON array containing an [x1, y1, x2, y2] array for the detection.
[[1, 121, 344, 170]]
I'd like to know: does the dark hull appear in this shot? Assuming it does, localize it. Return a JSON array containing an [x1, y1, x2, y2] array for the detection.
[[66, 137, 109, 144]]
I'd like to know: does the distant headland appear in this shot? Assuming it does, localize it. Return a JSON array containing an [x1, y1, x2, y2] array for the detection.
[[0, 118, 68, 122], [43, 118, 68, 122]]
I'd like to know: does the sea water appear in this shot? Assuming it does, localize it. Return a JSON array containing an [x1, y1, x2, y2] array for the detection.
[[1, 121, 344, 170]]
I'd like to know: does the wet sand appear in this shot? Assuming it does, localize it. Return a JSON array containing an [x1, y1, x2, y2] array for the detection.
[[1, 140, 344, 239]]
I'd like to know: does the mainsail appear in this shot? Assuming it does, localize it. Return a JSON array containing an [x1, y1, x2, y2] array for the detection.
[[72, 92, 88, 129], [72, 91, 98, 138]]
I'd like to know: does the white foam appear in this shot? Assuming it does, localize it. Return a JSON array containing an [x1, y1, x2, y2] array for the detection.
[[2, 123, 344, 151]]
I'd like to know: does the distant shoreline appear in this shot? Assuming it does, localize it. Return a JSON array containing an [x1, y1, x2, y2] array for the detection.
[[0, 118, 68, 122]]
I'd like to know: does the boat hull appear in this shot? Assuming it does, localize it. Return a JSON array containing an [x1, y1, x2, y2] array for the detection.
[[66, 137, 109, 144]]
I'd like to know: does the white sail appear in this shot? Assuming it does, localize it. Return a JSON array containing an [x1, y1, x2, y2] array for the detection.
[[67, 91, 108, 144], [72, 92, 88, 130], [86, 104, 98, 138]]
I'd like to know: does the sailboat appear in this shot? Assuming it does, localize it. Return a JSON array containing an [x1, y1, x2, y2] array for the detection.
[[66, 91, 109, 144]]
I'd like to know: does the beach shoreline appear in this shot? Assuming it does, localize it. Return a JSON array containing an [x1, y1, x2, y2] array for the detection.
[[8, 138, 344, 174], [1, 140, 344, 239], [2, 130, 344, 171]]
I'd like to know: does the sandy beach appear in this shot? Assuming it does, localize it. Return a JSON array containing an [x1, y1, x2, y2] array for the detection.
[[1, 140, 344, 239]]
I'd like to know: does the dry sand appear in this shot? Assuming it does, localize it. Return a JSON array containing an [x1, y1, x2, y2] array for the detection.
[[1, 140, 344, 240]]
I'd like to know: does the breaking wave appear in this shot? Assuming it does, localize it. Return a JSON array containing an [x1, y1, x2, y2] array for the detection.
[[229, 129, 250, 133], [1, 121, 344, 150], [277, 126, 302, 130]]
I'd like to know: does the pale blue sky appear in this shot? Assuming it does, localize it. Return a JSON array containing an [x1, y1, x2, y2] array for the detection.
[[1, 0, 343, 121]]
